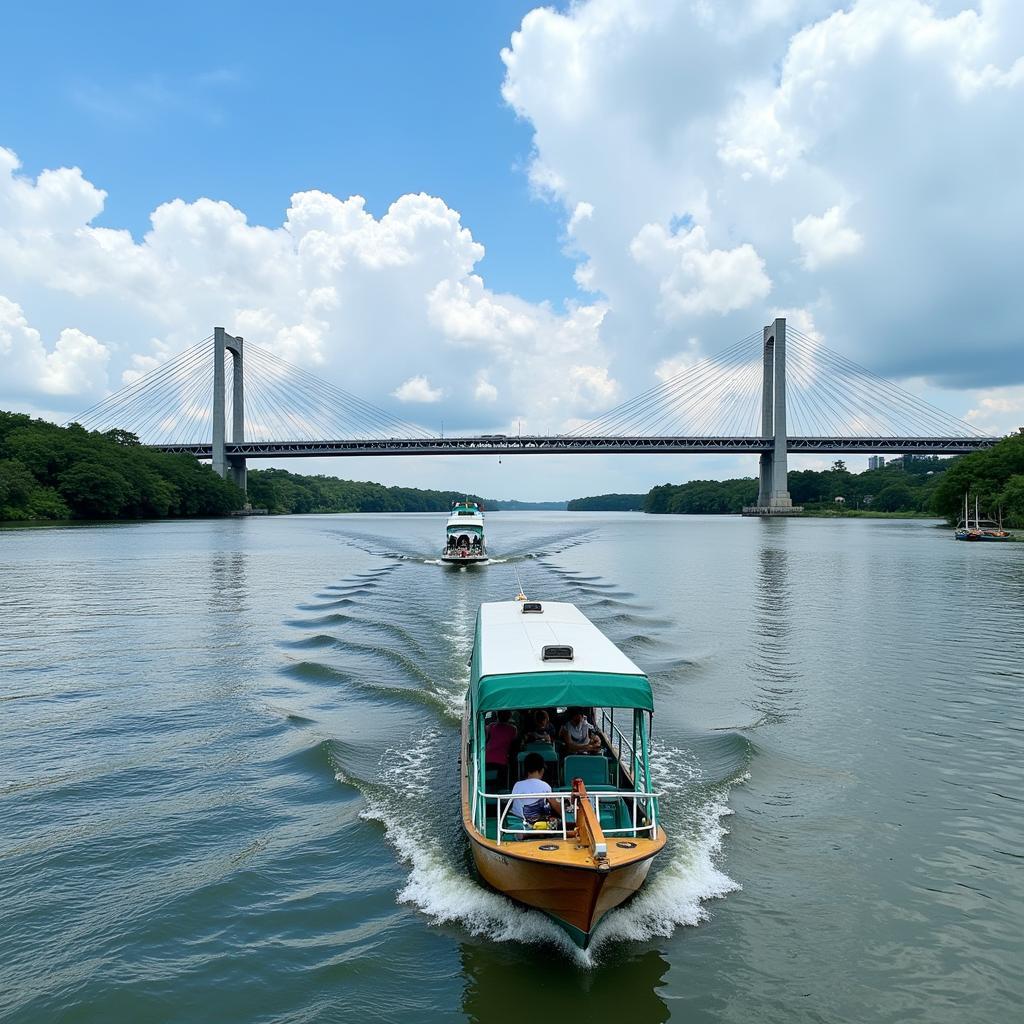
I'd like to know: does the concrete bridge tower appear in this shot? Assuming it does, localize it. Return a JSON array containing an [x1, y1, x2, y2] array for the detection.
[[212, 327, 247, 491], [744, 317, 802, 516]]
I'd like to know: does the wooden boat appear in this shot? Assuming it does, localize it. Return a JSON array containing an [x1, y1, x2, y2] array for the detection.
[[442, 500, 488, 563], [955, 493, 1012, 542], [460, 600, 666, 948]]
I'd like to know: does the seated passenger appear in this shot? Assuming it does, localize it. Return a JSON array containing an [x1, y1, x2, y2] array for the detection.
[[510, 752, 561, 823], [560, 707, 602, 755], [485, 710, 517, 789], [524, 709, 556, 746]]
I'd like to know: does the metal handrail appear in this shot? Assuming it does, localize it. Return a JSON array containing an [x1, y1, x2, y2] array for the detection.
[[482, 789, 661, 845], [598, 707, 636, 772], [591, 792, 659, 837]]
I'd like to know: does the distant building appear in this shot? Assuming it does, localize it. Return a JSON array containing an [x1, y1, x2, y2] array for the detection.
[[835, 496, 846, 505], [868, 456, 886, 471]]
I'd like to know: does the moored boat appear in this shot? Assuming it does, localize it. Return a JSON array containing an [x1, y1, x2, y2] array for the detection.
[[442, 500, 488, 562], [460, 599, 666, 948], [955, 493, 1012, 542]]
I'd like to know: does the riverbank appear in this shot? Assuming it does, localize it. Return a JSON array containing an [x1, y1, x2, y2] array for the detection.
[[800, 509, 938, 519]]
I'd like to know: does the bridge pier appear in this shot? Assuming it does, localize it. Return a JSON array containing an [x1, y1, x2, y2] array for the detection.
[[212, 327, 247, 492], [744, 317, 802, 517]]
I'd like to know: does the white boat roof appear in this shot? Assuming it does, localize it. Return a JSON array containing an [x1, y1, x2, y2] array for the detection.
[[476, 601, 645, 679], [447, 513, 484, 527]]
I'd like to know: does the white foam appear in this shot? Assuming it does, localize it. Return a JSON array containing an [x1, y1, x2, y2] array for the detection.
[[342, 731, 745, 963], [592, 792, 740, 949]]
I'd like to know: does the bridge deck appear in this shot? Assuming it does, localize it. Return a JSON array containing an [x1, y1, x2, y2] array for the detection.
[[148, 435, 997, 457]]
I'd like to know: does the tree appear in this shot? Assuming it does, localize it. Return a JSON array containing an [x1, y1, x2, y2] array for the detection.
[[873, 482, 914, 512], [58, 462, 131, 518]]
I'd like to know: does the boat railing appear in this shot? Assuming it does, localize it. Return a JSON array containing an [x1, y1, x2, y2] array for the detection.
[[591, 791, 659, 838], [485, 789, 660, 845], [597, 708, 636, 772]]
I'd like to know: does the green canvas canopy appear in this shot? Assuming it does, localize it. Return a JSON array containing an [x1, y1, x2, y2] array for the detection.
[[472, 670, 653, 713]]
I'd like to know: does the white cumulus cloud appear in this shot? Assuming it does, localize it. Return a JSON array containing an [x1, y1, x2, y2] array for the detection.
[[793, 206, 864, 270], [0, 295, 109, 399], [392, 376, 443, 403], [630, 223, 772, 318]]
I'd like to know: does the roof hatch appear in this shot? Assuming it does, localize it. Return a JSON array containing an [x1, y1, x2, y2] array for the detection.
[[541, 645, 574, 661]]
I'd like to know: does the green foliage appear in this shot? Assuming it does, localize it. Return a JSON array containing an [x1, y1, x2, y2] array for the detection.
[[0, 410, 245, 521], [644, 454, 954, 515], [246, 468, 491, 515], [931, 431, 1024, 527], [645, 478, 758, 514], [567, 493, 646, 511], [872, 481, 914, 512]]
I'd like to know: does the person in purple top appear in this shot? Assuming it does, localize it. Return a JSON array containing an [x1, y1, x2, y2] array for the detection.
[[485, 710, 517, 789]]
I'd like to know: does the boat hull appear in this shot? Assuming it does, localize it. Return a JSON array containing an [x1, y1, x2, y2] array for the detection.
[[467, 831, 657, 947], [442, 552, 488, 563]]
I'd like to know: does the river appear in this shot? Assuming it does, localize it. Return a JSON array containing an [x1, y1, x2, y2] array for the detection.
[[1, 512, 1022, 1023]]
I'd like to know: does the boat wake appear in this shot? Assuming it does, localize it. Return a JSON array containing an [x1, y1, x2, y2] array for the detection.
[[342, 734, 744, 965], [277, 541, 745, 964]]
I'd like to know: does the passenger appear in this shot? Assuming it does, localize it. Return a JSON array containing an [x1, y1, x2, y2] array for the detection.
[[510, 752, 561, 824], [524, 709, 556, 746], [485, 710, 517, 790], [560, 707, 602, 755]]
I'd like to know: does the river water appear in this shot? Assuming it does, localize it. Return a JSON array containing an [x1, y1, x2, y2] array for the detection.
[[1, 512, 1022, 1023]]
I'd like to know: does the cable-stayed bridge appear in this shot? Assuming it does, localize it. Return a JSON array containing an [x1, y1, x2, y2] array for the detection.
[[71, 318, 998, 513]]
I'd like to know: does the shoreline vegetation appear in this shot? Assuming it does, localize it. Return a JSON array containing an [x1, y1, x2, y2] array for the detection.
[[2, 410, 1021, 528], [0, 412, 565, 522], [573, 432, 1024, 526]]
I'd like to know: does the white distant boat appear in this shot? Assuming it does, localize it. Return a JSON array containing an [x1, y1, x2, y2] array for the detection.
[[442, 500, 488, 563]]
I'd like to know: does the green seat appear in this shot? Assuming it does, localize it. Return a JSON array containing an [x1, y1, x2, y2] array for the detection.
[[524, 741, 556, 754], [516, 747, 558, 783], [563, 755, 609, 787]]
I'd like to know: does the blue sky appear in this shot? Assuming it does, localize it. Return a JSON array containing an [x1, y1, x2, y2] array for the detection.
[[0, 1, 573, 302], [1, 1, 1021, 500]]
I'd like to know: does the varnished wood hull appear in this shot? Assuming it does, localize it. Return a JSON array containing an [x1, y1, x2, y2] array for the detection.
[[466, 831, 657, 947]]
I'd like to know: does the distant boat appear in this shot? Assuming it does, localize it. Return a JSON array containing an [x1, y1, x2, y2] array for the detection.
[[955, 493, 1011, 542], [442, 499, 488, 563], [461, 600, 666, 948]]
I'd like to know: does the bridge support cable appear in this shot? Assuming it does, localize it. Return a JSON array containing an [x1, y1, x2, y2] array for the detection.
[[239, 343, 434, 442], [786, 328, 986, 438], [69, 337, 216, 443], [568, 332, 764, 438]]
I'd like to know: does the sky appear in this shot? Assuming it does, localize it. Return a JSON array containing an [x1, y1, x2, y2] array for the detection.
[[1, 0, 1022, 500]]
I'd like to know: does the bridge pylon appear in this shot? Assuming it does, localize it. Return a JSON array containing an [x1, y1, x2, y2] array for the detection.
[[744, 317, 802, 517], [212, 327, 247, 492]]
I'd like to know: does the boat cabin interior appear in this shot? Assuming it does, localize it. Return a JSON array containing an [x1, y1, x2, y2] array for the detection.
[[473, 703, 657, 844]]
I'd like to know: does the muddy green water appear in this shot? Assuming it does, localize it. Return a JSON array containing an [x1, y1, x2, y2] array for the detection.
[[1, 513, 1022, 1022]]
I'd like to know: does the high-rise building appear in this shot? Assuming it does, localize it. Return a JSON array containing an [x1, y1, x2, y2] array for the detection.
[[868, 455, 886, 471]]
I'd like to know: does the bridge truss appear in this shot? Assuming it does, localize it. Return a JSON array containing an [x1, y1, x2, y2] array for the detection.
[[70, 318, 998, 505]]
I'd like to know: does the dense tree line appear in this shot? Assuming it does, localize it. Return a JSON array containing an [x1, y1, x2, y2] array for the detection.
[[0, 412, 244, 521], [643, 457, 944, 516], [645, 477, 758, 514], [567, 493, 646, 511], [246, 468, 491, 514], [640, 437, 1024, 524], [931, 431, 1024, 527]]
